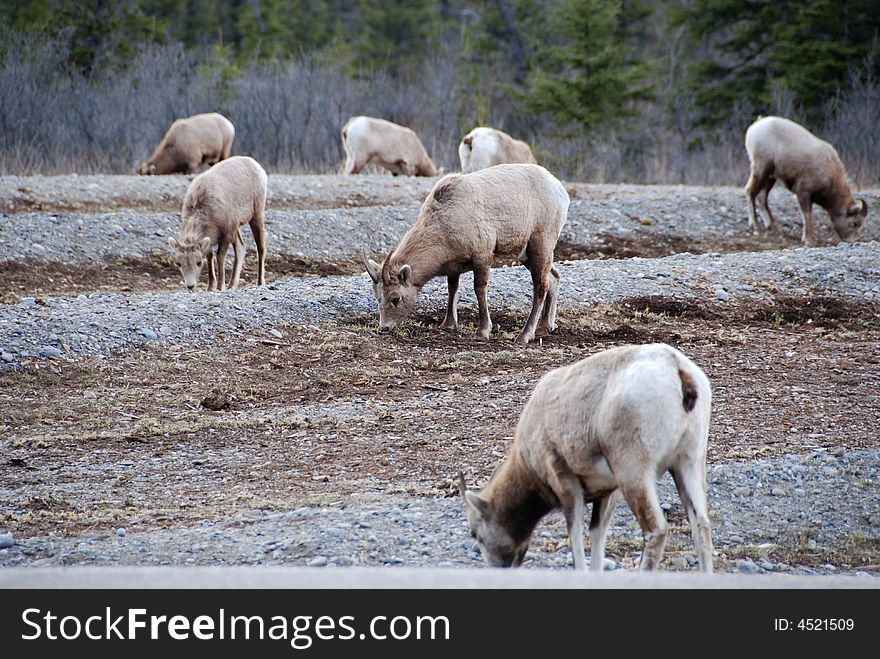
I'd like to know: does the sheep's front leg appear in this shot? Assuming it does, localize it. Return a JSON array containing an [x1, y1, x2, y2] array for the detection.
[[589, 489, 622, 572], [473, 266, 492, 340], [546, 465, 587, 570], [796, 191, 817, 246], [215, 237, 230, 291], [229, 233, 245, 290], [206, 248, 217, 291], [439, 274, 460, 330]]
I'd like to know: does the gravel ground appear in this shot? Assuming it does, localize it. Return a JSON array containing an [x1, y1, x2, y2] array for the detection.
[[2, 185, 879, 265], [1, 174, 878, 578], [1, 447, 877, 576], [0, 241, 878, 364]]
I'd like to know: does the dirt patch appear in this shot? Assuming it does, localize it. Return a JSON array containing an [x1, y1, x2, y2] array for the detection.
[[2, 292, 878, 542], [555, 231, 792, 262], [0, 255, 366, 303]]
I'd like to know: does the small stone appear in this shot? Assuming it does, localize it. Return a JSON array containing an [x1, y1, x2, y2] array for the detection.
[[602, 558, 616, 571], [715, 288, 729, 301], [672, 556, 689, 570], [728, 535, 744, 544], [307, 556, 328, 567], [269, 328, 283, 339], [733, 487, 751, 497], [771, 488, 786, 496], [758, 559, 775, 571], [38, 346, 62, 359], [823, 467, 839, 478], [201, 389, 231, 411], [83, 390, 98, 400], [736, 558, 760, 573], [0, 533, 14, 549], [116, 528, 126, 538], [1, 352, 13, 363], [136, 328, 158, 340]]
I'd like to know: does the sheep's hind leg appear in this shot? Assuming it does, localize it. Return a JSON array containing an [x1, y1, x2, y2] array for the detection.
[[759, 177, 780, 234], [671, 461, 713, 573], [439, 274, 460, 330], [472, 265, 492, 340], [535, 264, 560, 338], [517, 258, 550, 344], [619, 476, 668, 571]]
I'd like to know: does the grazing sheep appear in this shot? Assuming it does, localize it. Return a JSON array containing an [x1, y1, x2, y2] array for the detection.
[[459, 127, 537, 173], [139, 112, 235, 175], [363, 164, 569, 344], [341, 116, 438, 177], [744, 115, 868, 246], [168, 156, 267, 291], [461, 343, 713, 572]]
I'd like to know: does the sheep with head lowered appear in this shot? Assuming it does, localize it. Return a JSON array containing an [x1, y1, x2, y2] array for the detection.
[[341, 116, 438, 177], [168, 156, 267, 292], [459, 127, 537, 173], [461, 343, 713, 572], [363, 163, 569, 344], [139, 112, 235, 176], [744, 115, 868, 246]]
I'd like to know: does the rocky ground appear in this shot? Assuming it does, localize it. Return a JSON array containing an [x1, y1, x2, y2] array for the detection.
[[0, 173, 878, 577]]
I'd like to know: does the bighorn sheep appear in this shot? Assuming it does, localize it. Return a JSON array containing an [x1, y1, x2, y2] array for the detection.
[[363, 163, 569, 344], [341, 116, 438, 177], [461, 343, 713, 572], [459, 127, 537, 173], [139, 112, 235, 175], [168, 156, 267, 291], [745, 115, 868, 246]]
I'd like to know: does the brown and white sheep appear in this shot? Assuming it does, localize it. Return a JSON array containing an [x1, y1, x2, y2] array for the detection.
[[362, 163, 569, 344], [139, 112, 235, 175], [458, 127, 537, 173], [744, 115, 868, 246], [461, 343, 713, 572], [341, 116, 438, 177], [168, 156, 267, 291]]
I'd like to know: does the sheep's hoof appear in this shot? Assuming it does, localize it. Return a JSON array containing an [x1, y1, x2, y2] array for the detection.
[[474, 331, 490, 341], [439, 320, 458, 331], [534, 325, 554, 338], [515, 332, 533, 345]]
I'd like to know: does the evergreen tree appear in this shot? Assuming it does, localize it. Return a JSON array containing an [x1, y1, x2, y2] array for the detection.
[[355, 0, 443, 74], [523, 0, 646, 131], [676, 0, 880, 125]]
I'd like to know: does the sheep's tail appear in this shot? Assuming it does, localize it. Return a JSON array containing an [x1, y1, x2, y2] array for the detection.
[[678, 368, 698, 413]]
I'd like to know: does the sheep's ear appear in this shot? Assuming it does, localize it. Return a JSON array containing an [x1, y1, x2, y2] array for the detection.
[[363, 248, 382, 283], [198, 236, 212, 253], [399, 264, 412, 284], [168, 237, 180, 251], [464, 491, 491, 517]]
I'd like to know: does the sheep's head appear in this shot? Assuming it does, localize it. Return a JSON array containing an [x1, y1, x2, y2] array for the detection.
[[833, 198, 868, 241], [460, 476, 529, 568], [363, 249, 418, 331], [168, 236, 212, 291]]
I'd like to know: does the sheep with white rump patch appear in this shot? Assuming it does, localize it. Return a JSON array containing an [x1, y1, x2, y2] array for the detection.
[[363, 163, 569, 344], [459, 126, 537, 173], [168, 156, 267, 292], [461, 343, 713, 572], [744, 115, 868, 246]]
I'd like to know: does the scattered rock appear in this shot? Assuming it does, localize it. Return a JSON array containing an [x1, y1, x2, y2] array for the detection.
[[201, 389, 232, 411], [736, 558, 760, 573], [0, 533, 14, 549], [136, 327, 158, 340]]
